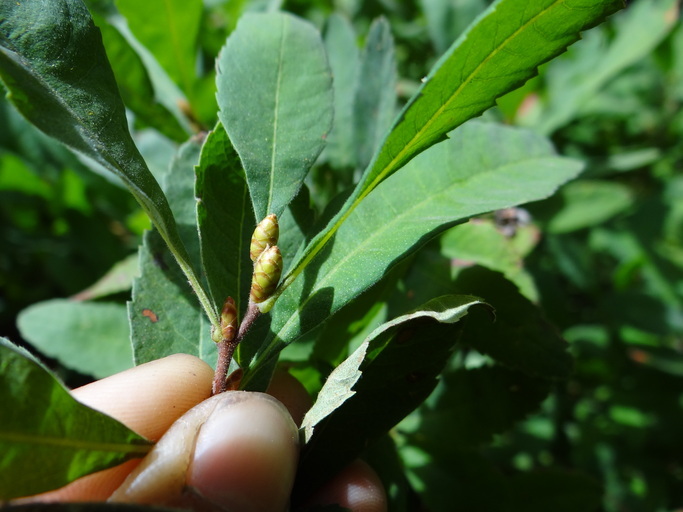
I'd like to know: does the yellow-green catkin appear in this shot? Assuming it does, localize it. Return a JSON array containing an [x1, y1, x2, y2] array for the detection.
[[250, 245, 283, 303], [250, 214, 279, 262]]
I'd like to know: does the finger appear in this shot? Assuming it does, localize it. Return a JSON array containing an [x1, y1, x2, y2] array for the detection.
[[110, 391, 299, 512], [266, 368, 312, 427], [304, 459, 388, 512], [73, 353, 214, 441], [20, 354, 214, 503]]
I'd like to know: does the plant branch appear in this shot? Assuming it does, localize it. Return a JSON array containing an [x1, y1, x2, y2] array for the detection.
[[212, 301, 261, 395]]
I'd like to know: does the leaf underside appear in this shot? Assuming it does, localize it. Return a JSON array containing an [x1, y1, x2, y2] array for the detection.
[[295, 295, 486, 497]]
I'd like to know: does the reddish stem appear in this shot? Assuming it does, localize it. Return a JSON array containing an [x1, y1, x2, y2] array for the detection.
[[211, 302, 261, 395]]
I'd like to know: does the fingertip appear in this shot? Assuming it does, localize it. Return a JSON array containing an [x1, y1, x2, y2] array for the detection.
[[188, 392, 299, 512], [304, 459, 388, 512], [110, 391, 300, 512]]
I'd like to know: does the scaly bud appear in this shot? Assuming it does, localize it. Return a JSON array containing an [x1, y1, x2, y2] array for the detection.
[[250, 214, 279, 262], [250, 245, 283, 303], [220, 297, 238, 341]]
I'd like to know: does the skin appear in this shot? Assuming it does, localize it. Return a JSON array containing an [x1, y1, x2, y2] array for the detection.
[[16, 354, 387, 512]]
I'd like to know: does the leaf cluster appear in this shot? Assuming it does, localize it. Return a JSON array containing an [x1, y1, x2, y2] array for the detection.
[[6, 1, 681, 511]]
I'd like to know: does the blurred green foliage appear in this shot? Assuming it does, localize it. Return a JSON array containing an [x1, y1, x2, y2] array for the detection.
[[1, 0, 681, 510]]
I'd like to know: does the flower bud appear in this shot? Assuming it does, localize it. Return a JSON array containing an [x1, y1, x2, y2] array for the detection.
[[220, 297, 238, 342], [250, 214, 279, 262], [250, 245, 283, 303]]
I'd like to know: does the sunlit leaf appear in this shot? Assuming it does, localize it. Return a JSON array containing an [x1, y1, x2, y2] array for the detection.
[[440, 219, 540, 301], [242, 122, 581, 389], [283, 0, 624, 297], [321, 13, 359, 172], [115, 0, 202, 101], [17, 300, 132, 379], [534, 0, 677, 133], [353, 17, 397, 171], [0, 338, 150, 500], [216, 12, 334, 221]]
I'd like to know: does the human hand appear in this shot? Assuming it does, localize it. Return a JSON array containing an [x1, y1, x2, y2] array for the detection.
[[16, 354, 387, 512]]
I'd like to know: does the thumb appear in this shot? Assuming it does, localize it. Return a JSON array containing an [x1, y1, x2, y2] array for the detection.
[[109, 391, 299, 512]]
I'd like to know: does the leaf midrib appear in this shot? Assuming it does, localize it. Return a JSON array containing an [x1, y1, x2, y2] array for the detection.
[[1, 430, 150, 455], [267, 17, 287, 216]]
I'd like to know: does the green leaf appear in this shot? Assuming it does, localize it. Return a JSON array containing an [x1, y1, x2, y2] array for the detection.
[[0, 337, 150, 500], [278, 185, 316, 275], [72, 254, 139, 301], [407, 366, 551, 450], [106, 14, 193, 134], [455, 267, 573, 380], [216, 12, 334, 221], [353, 17, 397, 171], [115, 0, 202, 101], [160, 137, 203, 274], [0, 0, 216, 328], [300, 341, 367, 444], [310, 262, 405, 367], [195, 122, 255, 319], [282, 0, 624, 294], [17, 300, 133, 379], [543, 180, 634, 233], [535, 0, 678, 134], [129, 230, 215, 368], [356, 0, 622, 195], [508, 469, 602, 512], [321, 14, 359, 171], [420, 0, 487, 53], [0, 152, 52, 198], [92, 12, 187, 141], [440, 219, 540, 301], [294, 295, 485, 496], [404, 446, 509, 512], [242, 122, 581, 389]]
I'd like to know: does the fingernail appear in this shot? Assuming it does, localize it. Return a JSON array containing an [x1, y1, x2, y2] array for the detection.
[[188, 392, 299, 512]]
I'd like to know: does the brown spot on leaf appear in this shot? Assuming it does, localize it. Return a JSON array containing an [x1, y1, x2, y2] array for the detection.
[[142, 309, 159, 323]]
